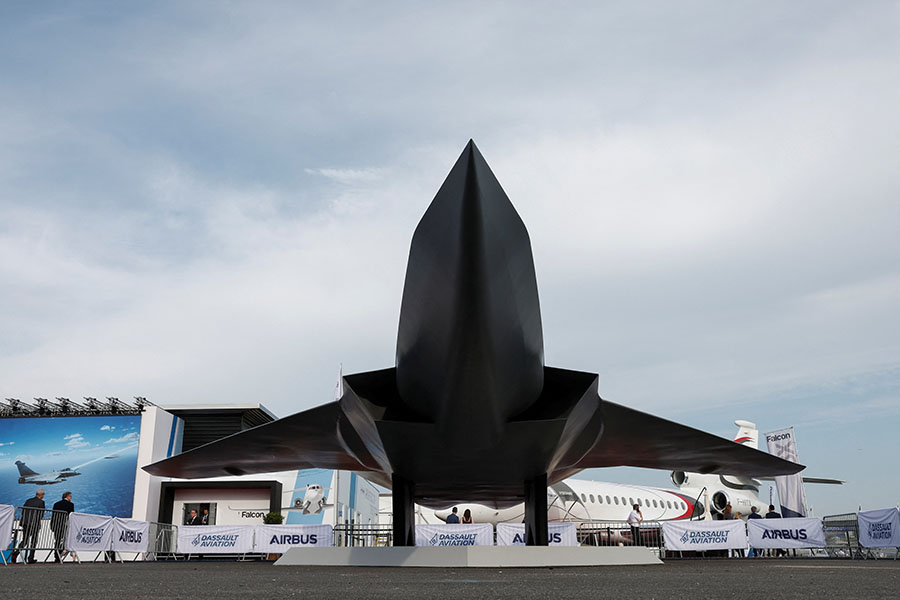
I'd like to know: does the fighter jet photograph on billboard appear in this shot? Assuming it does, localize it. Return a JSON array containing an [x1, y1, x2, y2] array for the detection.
[[0, 415, 140, 517]]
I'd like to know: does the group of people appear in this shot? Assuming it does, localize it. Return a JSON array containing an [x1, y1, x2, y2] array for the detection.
[[10, 488, 76, 564], [185, 508, 211, 525], [722, 503, 788, 557], [627, 501, 791, 555], [755, 504, 789, 558], [444, 507, 474, 524]]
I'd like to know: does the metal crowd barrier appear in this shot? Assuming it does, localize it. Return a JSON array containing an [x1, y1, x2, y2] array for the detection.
[[822, 512, 899, 560], [333, 522, 664, 549], [27, 514, 889, 562], [576, 520, 663, 550], [656, 515, 893, 561], [333, 521, 663, 550], [2, 507, 181, 565], [333, 523, 392, 548], [108, 522, 179, 563], [3, 506, 72, 565], [822, 513, 861, 559], [147, 522, 179, 560]]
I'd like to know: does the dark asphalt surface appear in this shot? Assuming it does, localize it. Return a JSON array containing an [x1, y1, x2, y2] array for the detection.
[[2, 559, 898, 599]]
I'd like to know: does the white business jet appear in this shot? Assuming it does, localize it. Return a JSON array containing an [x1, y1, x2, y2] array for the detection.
[[434, 420, 842, 525]]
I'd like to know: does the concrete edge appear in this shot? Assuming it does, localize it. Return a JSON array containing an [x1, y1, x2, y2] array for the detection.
[[274, 546, 663, 567]]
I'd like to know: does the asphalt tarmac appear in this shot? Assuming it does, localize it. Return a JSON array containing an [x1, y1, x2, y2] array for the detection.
[[2, 559, 898, 599]]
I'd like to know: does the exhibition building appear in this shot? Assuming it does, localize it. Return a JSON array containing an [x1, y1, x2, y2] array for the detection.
[[0, 400, 380, 531]]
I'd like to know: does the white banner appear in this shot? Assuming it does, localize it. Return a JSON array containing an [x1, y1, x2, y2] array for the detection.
[[662, 519, 747, 551], [178, 525, 255, 554], [764, 427, 807, 517], [254, 525, 334, 552], [747, 517, 825, 549], [111, 518, 150, 553], [415, 523, 494, 547], [66, 512, 114, 552], [858, 508, 900, 548], [0, 504, 14, 551], [496, 523, 578, 546]]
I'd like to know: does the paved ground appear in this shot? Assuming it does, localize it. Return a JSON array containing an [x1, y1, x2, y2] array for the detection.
[[2, 559, 898, 599]]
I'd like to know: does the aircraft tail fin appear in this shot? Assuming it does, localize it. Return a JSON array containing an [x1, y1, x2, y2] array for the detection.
[[15, 461, 39, 477], [733, 420, 758, 449]]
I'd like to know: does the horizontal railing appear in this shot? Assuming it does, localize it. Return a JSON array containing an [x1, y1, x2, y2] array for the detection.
[[575, 520, 663, 548], [333, 523, 393, 548], [6, 508, 893, 563], [5, 507, 72, 564], [2, 507, 179, 565]]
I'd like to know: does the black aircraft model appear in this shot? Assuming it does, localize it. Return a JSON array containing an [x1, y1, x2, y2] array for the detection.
[[146, 141, 803, 545]]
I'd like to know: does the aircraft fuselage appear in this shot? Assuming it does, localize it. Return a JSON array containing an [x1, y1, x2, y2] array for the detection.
[[18, 471, 81, 485]]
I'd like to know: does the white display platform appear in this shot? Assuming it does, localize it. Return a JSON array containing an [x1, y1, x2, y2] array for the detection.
[[274, 546, 662, 567]]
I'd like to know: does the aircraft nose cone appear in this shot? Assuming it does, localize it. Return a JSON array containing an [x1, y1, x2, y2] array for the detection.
[[395, 140, 545, 450]]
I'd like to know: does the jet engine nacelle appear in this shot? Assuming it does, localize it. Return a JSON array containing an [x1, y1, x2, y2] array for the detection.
[[670, 471, 688, 487], [711, 490, 730, 513]]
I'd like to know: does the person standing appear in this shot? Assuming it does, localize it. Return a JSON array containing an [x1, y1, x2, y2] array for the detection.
[[765, 505, 785, 557], [627, 504, 643, 546], [186, 509, 202, 525], [461, 509, 473, 524], [13, 488, 45, 564], [50, 491, 75, 562], [747, 506, 763, 557], [731, 512, 745, 558], [445, 507, 460, 524], [201, 508, 210, 525]]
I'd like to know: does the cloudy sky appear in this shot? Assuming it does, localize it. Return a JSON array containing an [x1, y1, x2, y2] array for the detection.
[[1, 1, 898, 515]]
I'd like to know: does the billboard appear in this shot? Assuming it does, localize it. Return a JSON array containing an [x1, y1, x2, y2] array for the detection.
[[0, 415, 141, 517], [286, 469, 334, 525], [285, 469, 379, 526]]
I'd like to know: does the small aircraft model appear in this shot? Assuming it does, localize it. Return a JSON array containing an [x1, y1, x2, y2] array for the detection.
[[296, 483, 331, 515], [15, 461, 80, 485]]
